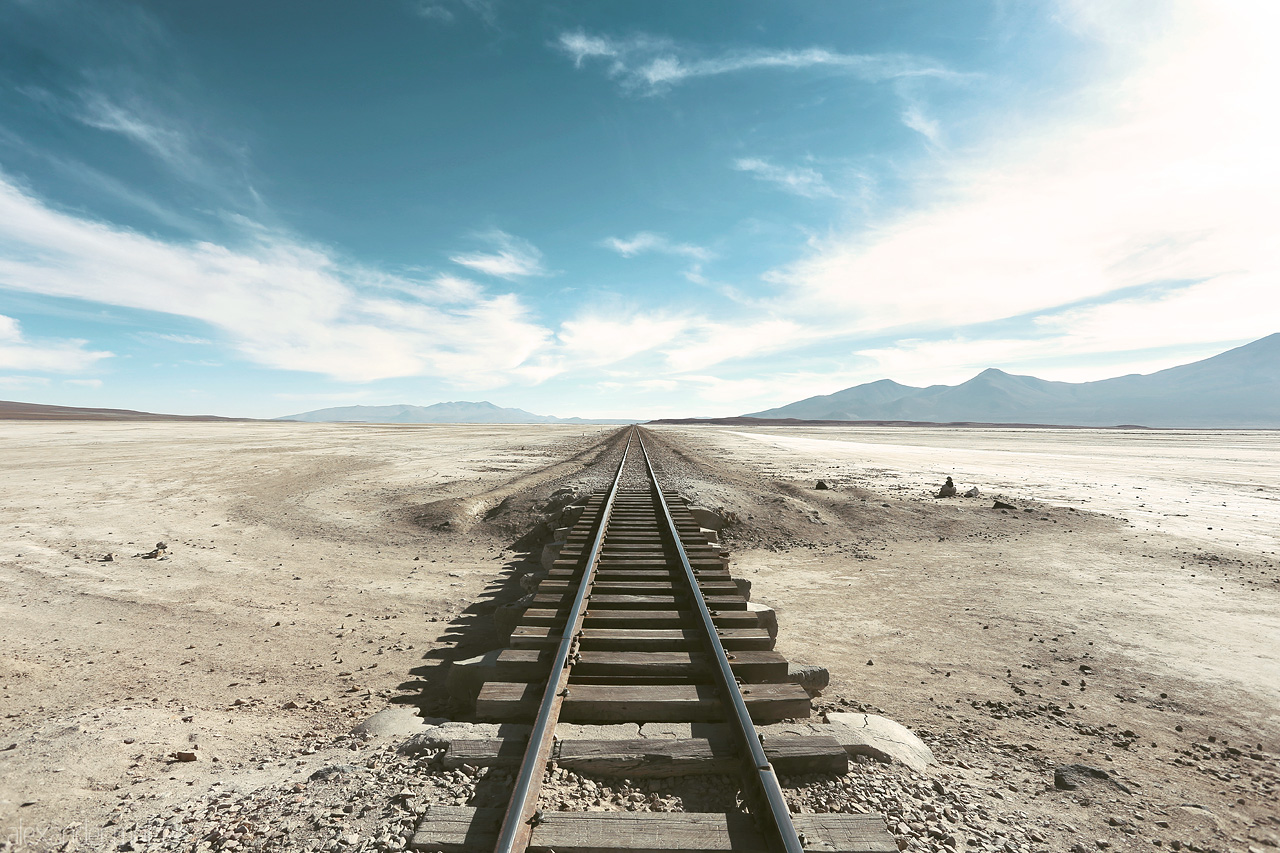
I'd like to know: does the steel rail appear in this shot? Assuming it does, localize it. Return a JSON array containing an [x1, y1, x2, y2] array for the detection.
[[492, 427, 635, 853], [637, 431, 805, 853]]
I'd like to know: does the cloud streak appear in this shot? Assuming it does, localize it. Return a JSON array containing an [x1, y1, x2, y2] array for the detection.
[[555, 30, 961, 94], [602, 231, 711, 261], [450, 230, 548, 280], [733, 157, 835, 199], [76, 92, 197, 174], [602, 231, 715, 286]]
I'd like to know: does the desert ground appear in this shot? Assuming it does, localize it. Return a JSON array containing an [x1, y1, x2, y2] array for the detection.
[[1, 421, 1276, 853]]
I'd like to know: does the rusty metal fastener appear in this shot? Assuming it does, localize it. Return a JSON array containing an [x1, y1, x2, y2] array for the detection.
[[559, 688, 570, 697], [798, 831, 807, 847], [530, 810, 544, 827]]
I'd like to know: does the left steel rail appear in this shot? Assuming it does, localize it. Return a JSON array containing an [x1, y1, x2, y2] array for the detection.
[[491, 427, 634, 853]]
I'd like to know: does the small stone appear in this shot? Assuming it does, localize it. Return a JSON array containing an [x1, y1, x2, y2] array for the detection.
[[787, 663, 830, 694], [309, 764, 358, 782], [815, 480, 830, 490], [1054, 764, 1129, 793], [172, 751, 199, 762]]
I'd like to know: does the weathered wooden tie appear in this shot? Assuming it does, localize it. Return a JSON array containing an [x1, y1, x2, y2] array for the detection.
[[412, 807, 897, 853]]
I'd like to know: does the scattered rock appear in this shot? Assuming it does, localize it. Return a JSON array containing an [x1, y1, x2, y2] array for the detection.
[[936, 477, 957, 498], [308, 764, 359, 782], [445, 649, 503, 707], [541, 486, 590, 515], [518, 570, 544, 594], [493, 595, 533, 638], [560, 505, 585, 527], [815, 480, 830, 490], [397, 721, 530, 755], [787, 662, 830, 695], [351, 706, 441, 738], [963, 487, 980, 498], [1053, 763, 1131, 793], [171, 751, 199, 762], [687, 506, 731, 531], [993, 499, 1017, 510], [100, 553, 115, 562], [747, 601, 777, 639], [824, 712, 937, 773], [540, 540, 564, 572]]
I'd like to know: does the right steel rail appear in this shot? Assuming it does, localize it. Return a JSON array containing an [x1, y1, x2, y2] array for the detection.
[[637, 431, 805, 853]]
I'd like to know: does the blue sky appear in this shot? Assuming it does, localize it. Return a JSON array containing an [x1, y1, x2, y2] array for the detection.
[[0, 0, 1276, 418]]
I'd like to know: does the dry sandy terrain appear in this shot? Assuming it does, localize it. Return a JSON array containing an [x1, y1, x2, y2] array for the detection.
[[1, 421, 1276, 853]]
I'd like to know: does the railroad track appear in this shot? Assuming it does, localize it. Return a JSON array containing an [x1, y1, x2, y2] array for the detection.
[[412, 427, 895, 853]]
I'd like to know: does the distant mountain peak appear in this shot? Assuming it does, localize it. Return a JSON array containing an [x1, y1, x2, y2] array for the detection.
[[744, 335, 1280, 428]]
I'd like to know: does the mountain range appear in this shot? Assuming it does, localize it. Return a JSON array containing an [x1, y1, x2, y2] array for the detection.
[[0, 400, 245, 422], [276, 401, 632, 424], [745, 334, 1280, 428]]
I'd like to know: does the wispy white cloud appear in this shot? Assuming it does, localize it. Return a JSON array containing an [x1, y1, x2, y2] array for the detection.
[[555, 30, 962, 94], [76, 92, 196, 173], [412, 0, 496, 26], [0, 175, 552, 384], [900, 103, 941, 144], [450, 230, 548, 280], [65, 378, 103, 388], [602, 231, 714, 284], [602, 231, 711, 261], [0, 314, 112, 373], [136, 332, 212, 345], [22, 84, 257, 209], [733, 157, 836, 199]]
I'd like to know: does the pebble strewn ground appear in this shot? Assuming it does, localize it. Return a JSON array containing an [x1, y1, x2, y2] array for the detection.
[[15, 718, 1265, 853]]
